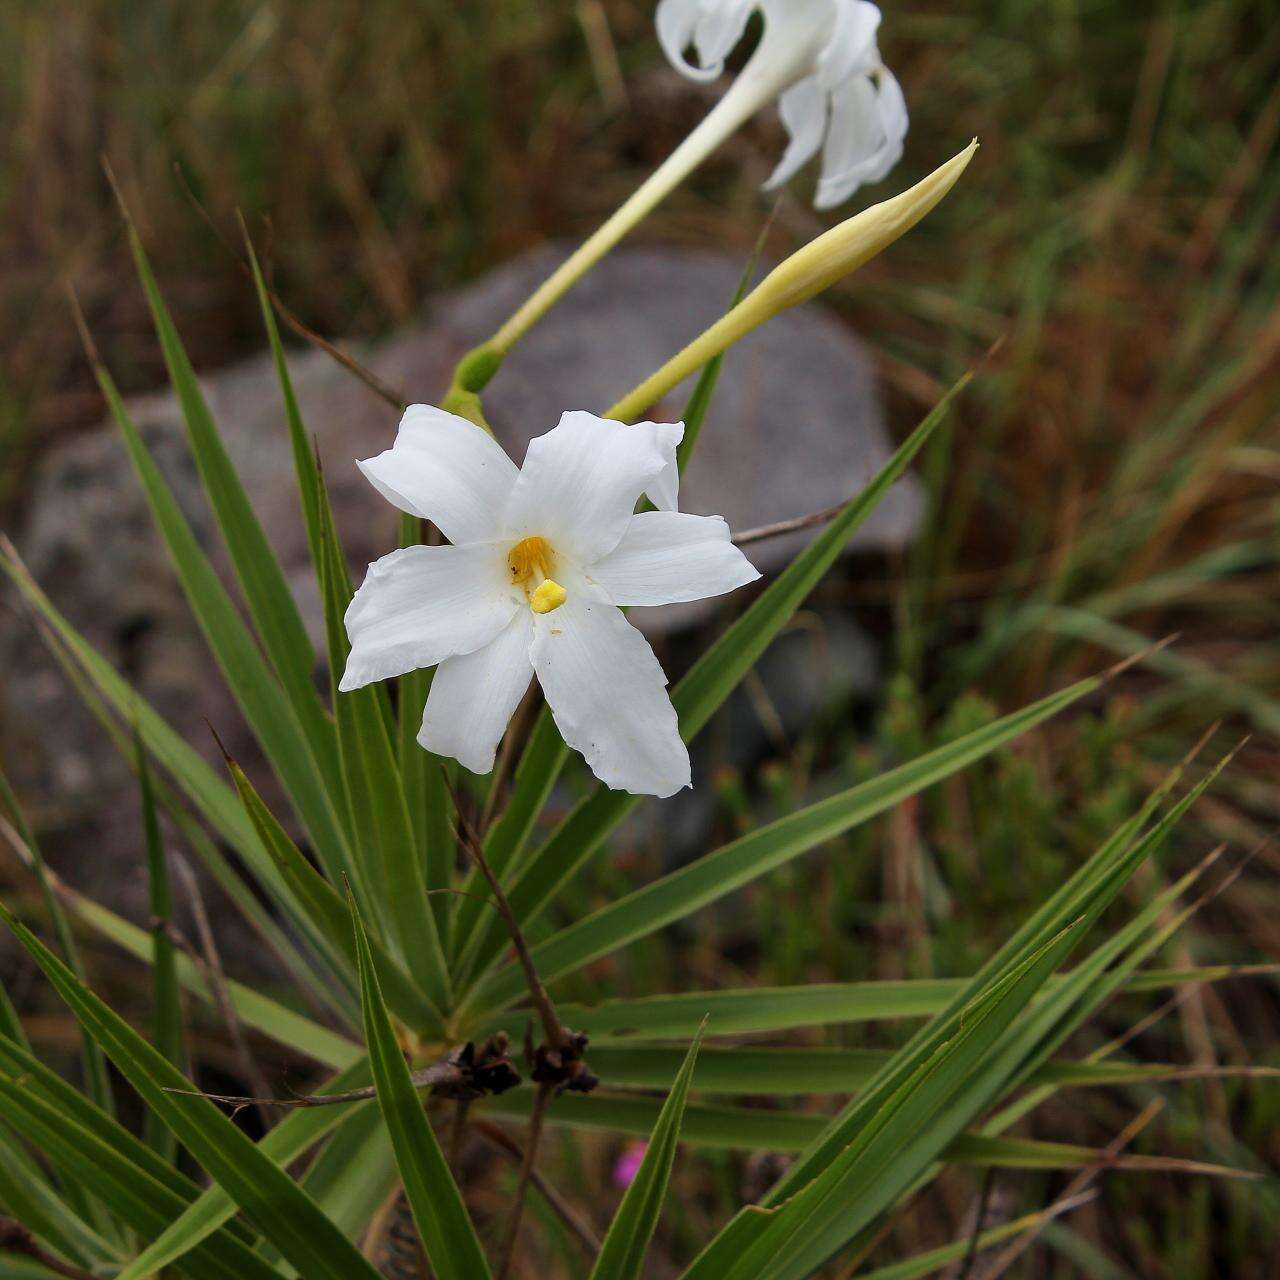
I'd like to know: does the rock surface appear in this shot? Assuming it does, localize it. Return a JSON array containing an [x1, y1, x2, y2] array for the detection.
[[1, 242, 919, 916]]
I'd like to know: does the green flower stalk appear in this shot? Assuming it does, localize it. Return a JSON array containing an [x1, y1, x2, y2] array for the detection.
[[444, 0, 902, 415]]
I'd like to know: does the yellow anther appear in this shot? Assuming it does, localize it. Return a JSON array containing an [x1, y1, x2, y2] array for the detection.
[[529, 579, 567, 615]]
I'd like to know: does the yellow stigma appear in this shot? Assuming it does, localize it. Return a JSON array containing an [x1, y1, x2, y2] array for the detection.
[[508, 535, 566, 614], [529, 580, 568, 614], [508, 536, 555, 584]]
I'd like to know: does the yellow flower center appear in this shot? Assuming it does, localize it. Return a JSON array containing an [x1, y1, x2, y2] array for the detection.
[[507, 536, 567, 615]]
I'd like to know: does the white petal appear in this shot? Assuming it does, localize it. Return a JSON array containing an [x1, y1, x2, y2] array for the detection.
[[813, 69, 905, 207], [530, 579, 690, 798], [645, 425, 683, 513], [590, 511, 761, 607], [763, 76, 828, 191], [658, 0, 751, 81], [340, 544, 517, 691], [817, 0, 881, 89], [356, 404, 518, 546], [503, 412, 685, 564], [694, 0, 755, 70], [418, 613, 534, 774]]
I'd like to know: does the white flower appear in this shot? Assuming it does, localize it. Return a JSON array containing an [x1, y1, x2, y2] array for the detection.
[[341, 406, 761, 798], [657, 0, 908, 209]]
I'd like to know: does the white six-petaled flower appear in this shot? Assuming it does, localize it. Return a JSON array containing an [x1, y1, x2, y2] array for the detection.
[[657, 0, 907, 209], [341, 407, 761, 798]]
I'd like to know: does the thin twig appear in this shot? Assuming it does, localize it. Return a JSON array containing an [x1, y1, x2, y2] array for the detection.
[[169, 857, 275, 1128], [442, 771, 567, 1051], [473, 1118, 602, 1256], [495, 1082, 553, 1280], [0, 1219, 100, 1280], [163, 1059, 464, 1113], [732, 498, 850, 547], [169, 165, 408, 411], [956, 1167, 997, 1280]]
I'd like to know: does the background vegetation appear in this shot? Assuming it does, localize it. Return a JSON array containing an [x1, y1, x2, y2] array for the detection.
[[1, 0, 1278, 1275]]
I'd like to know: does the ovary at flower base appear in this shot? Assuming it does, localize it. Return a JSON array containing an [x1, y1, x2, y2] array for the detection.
[[341, 406, 761, 798]]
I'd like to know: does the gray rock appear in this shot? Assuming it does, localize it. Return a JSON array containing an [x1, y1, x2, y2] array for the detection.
[[1, 242, 919, 917]]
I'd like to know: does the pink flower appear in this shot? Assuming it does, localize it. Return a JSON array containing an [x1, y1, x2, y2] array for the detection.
[[612, 1140, 649, 1188]]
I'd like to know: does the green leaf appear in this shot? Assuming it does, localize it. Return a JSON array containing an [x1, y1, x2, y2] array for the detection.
[[457, 375, 972, 983], [314, 475, 452, 1008], [482, 964, 1228, 1045], [398, 514, 456, 947], [293, 1102, 400, 1247], [136, 730, 183, 1162], [460, 672, 1097, 1021], [0, 765, 113, 1118], [689, 929, 1083, 1280], [88, 359, 353, 887], [450, 708, 567, 972], [121, 208, 341, 809], [0, 1073, 275, 1280], [569, 1045, 1239, 1097], [0, 552, 325, 945], [242, 227, 325, 589], [589, 1028, 703, 1280], [115, 1059, 374, 1280], [14, 599, 352, 1021], [0, 1125, 118, 1272], [62, 884, 361, 1069], [351, 895, 492, 1280], [764, 748, 1223, 1210], [854, 1207, 1092, 1280], [0, 904, 387, 1280], [226, 757, 443, 1037]]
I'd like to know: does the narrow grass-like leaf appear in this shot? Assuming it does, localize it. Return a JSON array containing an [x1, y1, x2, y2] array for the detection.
[[0, 765, 113, 1117], [699, 762, 1229, 1278], [482, 1090, 1245, 1177], [0, 550, 319, 938], [314, 464, 451, 1006], [85, 362, 354, 886], [17, 598, 350, 1020], [137, 730, 182, 1161], [576, 1045, 1261, 1097], [461, 672, 1096, 1020], [242, 228, 325, 584], [458, 375, 972, 983], [0, 1126, 117, 1272], [116, 1059, 373, 1280], [120, 208, 341, 805], [450, 708, 567, 970], [351, 895, 492, 1280], [0, 1075, 279, 1280], [763, 747, 1219, 1208], [226, 757, 443, 1037], [690, 930, 1084, 1280], [0, 902, 385, 1280], [590, 1029, 703, 1280], [397, 514, 455, 945], [62, 886, 360, 1069], [504, 965, 1230, 1044], [291, 1103, 400, 1248]]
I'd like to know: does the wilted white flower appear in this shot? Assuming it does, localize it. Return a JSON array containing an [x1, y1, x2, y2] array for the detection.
[[341, 407, 760, 798], [657, 0, 908, 209]]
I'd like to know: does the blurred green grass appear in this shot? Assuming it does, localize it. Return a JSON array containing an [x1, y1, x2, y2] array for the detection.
[[2, 0, 1279, 1275]]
